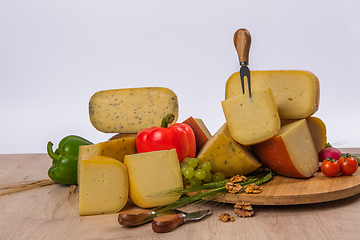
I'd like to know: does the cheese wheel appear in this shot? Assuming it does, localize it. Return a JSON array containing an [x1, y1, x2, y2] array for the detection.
[[225, 70, 320, 119], [251, 119, 318, 178], [89, 87, 179, 133]]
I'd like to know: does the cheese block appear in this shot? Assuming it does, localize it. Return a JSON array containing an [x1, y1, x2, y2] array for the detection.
[[78, 154, 129, 216], [109, 133, 137, 141], [251, 119, 318, 178], [221, 88, 280, 145], [225, 70, 320, 119], [89, 87, 179, 133], [281, 116, 327, 153], [78, 137, 136, 185], [182, 117, 212, 154], [197, 123, 261, 178], [124, 149, 183, 208]]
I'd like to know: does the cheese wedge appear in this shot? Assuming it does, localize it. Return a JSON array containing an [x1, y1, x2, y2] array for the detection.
[[78, 154, 129, 216], [281, 116, 327, 153], [225, 70, 320, 119], [221, 88, 280, 145], [251, 119, 318, 178], [197, 123, 261, 178], [78, 137, 136, 185], [182, 117, 212, 154], [124, 149, 183, 208], [89, 87, 179, 133]]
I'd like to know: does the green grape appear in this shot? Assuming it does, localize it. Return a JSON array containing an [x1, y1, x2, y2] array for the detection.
[[195, 158, 203, 166], [180, 164, 188, 175], [213, 172, 226, 182], [194, 169, 206, 180], [180, 162, 188, 168], [182, 157, 191, 164], [183, 166, 195, 179], [187, 158, 198, 168], [182, 176, 189, 186], [200, 161, 212, 172], [203, 172, 213, 183], [189, 176, 202, 186]]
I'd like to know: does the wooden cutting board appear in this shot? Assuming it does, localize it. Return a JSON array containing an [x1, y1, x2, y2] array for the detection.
[[210, 167, 360, 205]]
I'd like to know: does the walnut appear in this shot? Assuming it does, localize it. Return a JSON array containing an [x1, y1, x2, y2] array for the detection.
[[226, 182, 243, 194], [234, 201, 254, 217], [219, 213, 235, 222], [230, 175, 247, 183], [244, 183, 261, 194]]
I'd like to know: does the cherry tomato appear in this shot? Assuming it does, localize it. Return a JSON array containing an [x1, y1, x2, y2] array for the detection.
[[321, 159, 340, 177], [338, 156, 358, 175]]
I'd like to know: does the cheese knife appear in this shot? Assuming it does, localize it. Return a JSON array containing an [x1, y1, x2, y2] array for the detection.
[[234, 28, 252, 98], [118, 209, 187, 227], [152, 209, 212, 233]]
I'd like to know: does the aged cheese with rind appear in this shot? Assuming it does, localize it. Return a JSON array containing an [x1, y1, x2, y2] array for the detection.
[[251, 119, 318, 178], [281, 116, 327, 153], [225, 70, 320, 119], [182, 117, 212, 154], [78, 154, 129, 216], [197, 123, 261, 178], [78, 137, 136, 185], [222, 88, 280, 145], [89, 87, 179, 133], [124, 149, 183, 208]]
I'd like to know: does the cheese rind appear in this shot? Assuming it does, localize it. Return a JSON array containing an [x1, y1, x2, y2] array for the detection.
[[124, 149, 183, 208], [182, 117, 212, 154], [251, 119, 318, 178], [78, 154, 129, 216], [89, 87, 179, 133], [197, 123, 261, 178], [225, 70, 320, 119], [222, 88, 280, 145], [281, 116, 327, 153]]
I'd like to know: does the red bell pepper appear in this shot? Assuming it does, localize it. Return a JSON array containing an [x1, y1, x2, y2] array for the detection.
[[136, 114, 196, 163]]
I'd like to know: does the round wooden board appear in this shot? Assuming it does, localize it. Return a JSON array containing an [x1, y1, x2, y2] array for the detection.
[[210, 167, 360, 205]]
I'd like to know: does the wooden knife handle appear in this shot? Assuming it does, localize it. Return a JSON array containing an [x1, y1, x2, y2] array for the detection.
[[118, 210, 156, 227], [233, 28, 252, 64], [152, 214, 185, 233]]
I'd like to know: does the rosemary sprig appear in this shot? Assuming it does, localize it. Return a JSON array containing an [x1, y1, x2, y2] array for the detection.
[[152, 171, 274, 216]]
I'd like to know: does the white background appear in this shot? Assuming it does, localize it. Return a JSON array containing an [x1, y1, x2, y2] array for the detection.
[[1, 0, 359, 154]]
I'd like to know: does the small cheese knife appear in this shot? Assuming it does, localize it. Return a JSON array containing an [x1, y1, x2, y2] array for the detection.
[[118, 209, 187, 227], [234, 28, 252, 98], [152, 209, 212, 233]]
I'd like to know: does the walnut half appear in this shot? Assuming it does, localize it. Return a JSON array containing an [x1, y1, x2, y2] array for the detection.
[[234, 201, 254, 217], [226, 182, 243, 194], [244, 183, 261, 194], [219, 213, 235, 222]]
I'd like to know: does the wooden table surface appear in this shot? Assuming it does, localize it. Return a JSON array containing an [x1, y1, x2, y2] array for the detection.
[[1, 149, 360, 240]]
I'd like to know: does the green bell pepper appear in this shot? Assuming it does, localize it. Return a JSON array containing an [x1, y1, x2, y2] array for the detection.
[[47, 135, 93, 185]]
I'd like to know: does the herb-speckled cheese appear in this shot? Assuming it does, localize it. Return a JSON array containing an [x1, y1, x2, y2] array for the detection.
[[197, 123, 261, 178], [225, 70, 320, 119], [89, 87, 179, 133]]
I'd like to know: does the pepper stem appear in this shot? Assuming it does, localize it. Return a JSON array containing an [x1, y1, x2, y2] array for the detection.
[[47, 141, 60, 162], [161, 114, 175, 128]]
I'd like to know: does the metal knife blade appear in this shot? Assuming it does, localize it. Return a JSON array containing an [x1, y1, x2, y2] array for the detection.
[[234, 28, 252, 98], [152, 209, 212, 233]]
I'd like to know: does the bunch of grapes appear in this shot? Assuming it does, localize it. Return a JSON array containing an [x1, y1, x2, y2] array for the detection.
[[180, 157, 226, 186]]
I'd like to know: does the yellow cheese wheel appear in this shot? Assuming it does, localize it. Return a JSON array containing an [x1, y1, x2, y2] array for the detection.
[[225, 70, 320, 119]]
